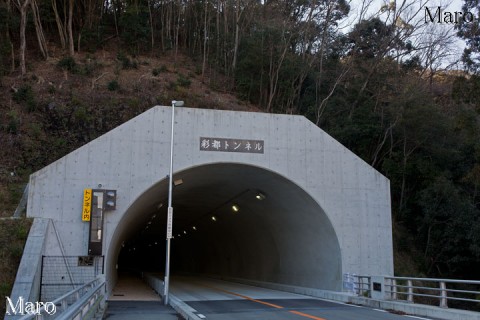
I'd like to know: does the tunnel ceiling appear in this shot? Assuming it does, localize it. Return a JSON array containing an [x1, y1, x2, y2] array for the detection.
[[122, 163, 319, 243]]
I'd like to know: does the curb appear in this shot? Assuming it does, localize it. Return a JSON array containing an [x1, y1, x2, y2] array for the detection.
[[169, 294, 205, 320]]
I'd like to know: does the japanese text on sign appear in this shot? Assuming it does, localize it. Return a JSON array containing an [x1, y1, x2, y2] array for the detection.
[[82, 189, 92, 221], [200, 137, 264, 154], [167, 207, 173, 239]]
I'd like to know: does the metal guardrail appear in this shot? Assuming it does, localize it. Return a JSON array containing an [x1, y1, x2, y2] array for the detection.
[[16, 275, 105, 320], [352, 275, 480, 310], [343, 273, 371, 296], [385, 276, 480, 309], [354, 275, 371, 297]]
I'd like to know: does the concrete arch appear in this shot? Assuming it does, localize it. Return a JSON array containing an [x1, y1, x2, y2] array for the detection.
[[107, 162, 342, 291]]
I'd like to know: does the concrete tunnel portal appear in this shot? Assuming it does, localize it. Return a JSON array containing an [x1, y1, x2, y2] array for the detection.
[[16, 106, 393, 304], [110, 162, 342, 291]]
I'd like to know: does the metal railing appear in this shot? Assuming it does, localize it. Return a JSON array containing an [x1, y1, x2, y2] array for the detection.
[[351, 274, 480, 311], [355, 275, 371, 297], [385, 276, 480, 310], [40, 256, 104, 303], [16, 275, 106, 320]]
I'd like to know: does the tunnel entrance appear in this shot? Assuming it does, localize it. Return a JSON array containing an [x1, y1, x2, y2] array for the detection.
[[109, 163, 342, 291]]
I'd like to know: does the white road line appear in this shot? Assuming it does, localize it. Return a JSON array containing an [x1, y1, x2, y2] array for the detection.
[[197, 314, 206, 319], [373, 308, 387, 312], [405, 316, 431, 320], [345, 303, 363, 308]]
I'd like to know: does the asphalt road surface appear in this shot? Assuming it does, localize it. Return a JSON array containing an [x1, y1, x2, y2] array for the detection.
[[170, 277, 436, 320]]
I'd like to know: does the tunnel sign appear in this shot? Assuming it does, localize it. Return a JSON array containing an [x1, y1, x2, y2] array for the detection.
[[200, 137, 264, 154], [167, 207, 173, 239], [82, 189, 92, 221]]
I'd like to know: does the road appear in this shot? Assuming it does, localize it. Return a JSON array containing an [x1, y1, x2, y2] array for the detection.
[[169, 277, 436, 320]]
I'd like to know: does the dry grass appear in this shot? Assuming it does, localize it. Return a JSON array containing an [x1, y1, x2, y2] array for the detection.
[[0, 218, 32, 316]]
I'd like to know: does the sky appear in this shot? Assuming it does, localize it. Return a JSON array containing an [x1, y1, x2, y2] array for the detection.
[[340, 0, 468, 68]]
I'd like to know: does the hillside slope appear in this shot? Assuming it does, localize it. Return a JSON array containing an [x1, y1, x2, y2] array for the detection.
[[0, 50, 258, 217]]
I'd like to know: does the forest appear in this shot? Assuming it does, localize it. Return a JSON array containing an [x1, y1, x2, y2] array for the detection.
[[0, 0, 479, 282]]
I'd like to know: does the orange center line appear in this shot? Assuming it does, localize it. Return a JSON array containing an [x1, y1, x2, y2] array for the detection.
[[289, 310, 327, 320], [198, 283, 284, 309], [195, 281, 327, 320]]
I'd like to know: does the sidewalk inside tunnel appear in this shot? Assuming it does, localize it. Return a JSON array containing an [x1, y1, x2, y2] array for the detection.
[[105, 272, 181, 320]]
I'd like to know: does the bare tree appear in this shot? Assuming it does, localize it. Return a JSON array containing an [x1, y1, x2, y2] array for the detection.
[[412, 19, 460, 90], [346, 0, 434, 118], [31, 0, 48, 59], [68, 0, 74, 55], [173, 0, 183, 64], [14, 0, 31, 75], [202, 0, 209, 76], [313, 0, 351, 123], [231, 0, 256, 73], [1, 0, 15, 72], [51, 0, 67, 49], [147, 0, 154, 50]]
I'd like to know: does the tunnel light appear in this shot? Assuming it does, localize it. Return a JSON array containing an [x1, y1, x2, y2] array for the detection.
[[183, 230, 187, 234], [104, 190, 117, 210], [152, 214, 157, 219], [172, 100, 184, 107], [232, 204, 239, 212], [192, 226, 197, 231], [256, 192, 266, 200], [155, 242, 158, 245], [211, 215, 217, 222], [148, 221, 152, 225], [157, 203, 163, 210]]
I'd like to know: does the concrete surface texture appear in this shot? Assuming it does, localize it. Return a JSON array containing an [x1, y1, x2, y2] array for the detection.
[[25, 106, 393, 295], [104, 301, 179, 320]]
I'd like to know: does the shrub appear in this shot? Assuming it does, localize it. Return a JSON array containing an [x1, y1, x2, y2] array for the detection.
[[117, 52, 137, 69], [108, 80, 120, 91], [12, 85, 32, 103], [12, 85, 36, 112], [57, 56, 76, 72], [152, 65, 168, 76], [6, 110, 20, 134], [177, 74, 191, 88]]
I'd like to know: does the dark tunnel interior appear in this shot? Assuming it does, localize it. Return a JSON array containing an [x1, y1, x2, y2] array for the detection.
[[110, 163, 342, 291]]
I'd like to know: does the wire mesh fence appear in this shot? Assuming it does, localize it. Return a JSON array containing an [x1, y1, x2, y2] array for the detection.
[[40, 256, 104, 302]]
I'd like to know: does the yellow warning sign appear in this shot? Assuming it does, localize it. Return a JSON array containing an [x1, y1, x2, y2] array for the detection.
[[82, 189, 92, 221]]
